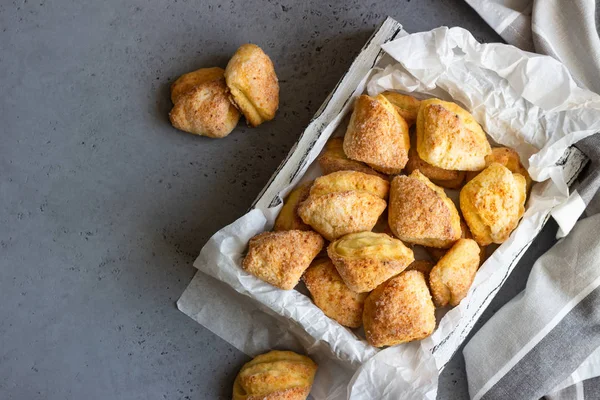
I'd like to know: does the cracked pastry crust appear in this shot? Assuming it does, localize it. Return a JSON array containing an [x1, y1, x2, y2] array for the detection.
[[466, 147, 532, 192], [388, 170, 462, 248], [328, 231, 414, 293], [381, 91, 421, 126], [429, 238, 480, 307], [318, 137, 385, 178], [243, 230, 324, 290], [363, 270, 436, 347], [416, 98, 491, 171], [302, 258, 368, 327], [232, 350, 317, 400], [169, 68, 240, 138], [460, 163, 527, 246], [225, 44, 279, 127], [343, 94, 410, 174], [309, 170, 389, 199], [274, 181, 313, 231], [298, 191, 387, 241]]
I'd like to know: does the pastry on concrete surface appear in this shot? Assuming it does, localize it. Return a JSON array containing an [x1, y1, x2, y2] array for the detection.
[[274, 181, 313, 231], [405, 139, 465, 189], [328, 231, 414, 293], [388, 170, 462, 248], [317, 137, 385, 178], [309, 170, 389, 199], [302, 258, 368, 328], [170, 66, 225, 104], [381, 91, 421, 126], [232, 350, 317, 400], [405, 260, 435, 281], [343, 94, 410, 174], [169, 68, 240, 138], [416, 98, 491, 171], [460, 163, 527, 246], [298, 191, 386, 241], [225, 44, 279, 127], [466, 147, 532, 191], [242, 230, 324, 290], [429, 238, 480, 307], [363, 270, 436, 347]]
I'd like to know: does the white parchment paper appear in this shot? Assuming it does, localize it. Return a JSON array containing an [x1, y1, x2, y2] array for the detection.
[[178, 24, 599, 399]]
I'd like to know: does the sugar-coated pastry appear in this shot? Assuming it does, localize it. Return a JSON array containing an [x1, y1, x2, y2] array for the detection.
[[170, 67, 225, 104], [405, 140, 465, 189], [466, 147, 532, 191], [302, 258, 368, 327], [344, 94, 410, 174], [169, 70, 240, 138], [416, 98, 491, 171], [381, 91, 421, 126], [243, 230, 324, 290], [232, 350, 317, 400], [460, 163, 526, 246], [429, 239, 480, 307], [274, 181, 313, 231], [298, 191, 387, 241], [388, 170, 462, 248], [309, 170, 389, 199], [317, 137, 385, 178], [328, 232, 414, 293], [225, 44, 279, 127], [405, 260, 435, 281], [363, 270, 436, 347]]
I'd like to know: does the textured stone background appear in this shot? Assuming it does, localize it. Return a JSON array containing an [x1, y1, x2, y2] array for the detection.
[[0, 0, 558, 398]]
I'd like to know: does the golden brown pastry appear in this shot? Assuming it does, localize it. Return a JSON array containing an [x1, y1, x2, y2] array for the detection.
[[429, 239, 480, 307], [460, 163, 527, 246], [243, 230, 324, 290], [169, 68, 240, 138], [343, 94, 410, 174], [225, 44, 279, 127], [298, 191, 386, 241], [328, 231, 414, 293], [425, 219, 487, 263], [416, 98, 491, 171], [274, 181, 313, 231], [309, 171, 389, 199], [317, 137, 385, 178], [405, 140, 465, 189], [302, 258, 368, 327], [465, 147, 532, 191], [170, 67, 225, 104], [405, 260, 435, 281], [381, 91, 421, 126], [232, 350, 317, 400], [388, 170, 462, 248], [363, 270, 436, 347]]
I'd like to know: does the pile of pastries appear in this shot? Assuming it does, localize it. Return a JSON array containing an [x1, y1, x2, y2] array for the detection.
[[242, 92, 529, 348], [169, 44, 279, 138]]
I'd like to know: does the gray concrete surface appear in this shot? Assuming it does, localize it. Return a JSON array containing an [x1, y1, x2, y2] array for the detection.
[[0, 1, 553, 399]]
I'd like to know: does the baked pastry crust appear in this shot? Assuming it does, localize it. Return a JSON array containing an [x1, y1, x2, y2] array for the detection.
[[466, 147, 532, 191], [363, 270, 436, 347], [328, 231, 414, 293], [302, 258, 368, 327], [274, 181, 313, 231], [416, 98, 491, 171], [381, 91, 421, 126], [309, 170, 389, 199], [425, 219, 487, 264], [318, 137, 385, 178], [388, 170, 462, 248], [243, 230, 324, 290], [169, 70, 240, 138], [429, 239, 480, 307], [405, 138, 465, 189], [225, 44, 279, 127], [460, 163, 527, 246], [232, 350, 317, 400], [298, 191, 387, 241], [343, 94, 410, 174], [405, 260, 435, 281]]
